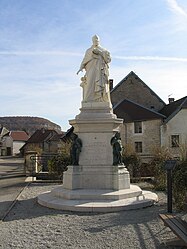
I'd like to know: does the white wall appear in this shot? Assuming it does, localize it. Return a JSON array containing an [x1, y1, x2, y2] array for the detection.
[[13, 141, 26, 155], [161, 109, 187, 157]]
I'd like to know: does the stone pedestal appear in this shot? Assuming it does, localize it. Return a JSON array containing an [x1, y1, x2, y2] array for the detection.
[[63, 165, 130, 190], [65, 101, 130, 191], [70, 101, 122, 166], [38, 100, 158, 212]]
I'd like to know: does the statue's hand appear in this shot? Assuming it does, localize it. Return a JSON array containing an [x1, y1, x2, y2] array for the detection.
[[93, 48, 99, 55]]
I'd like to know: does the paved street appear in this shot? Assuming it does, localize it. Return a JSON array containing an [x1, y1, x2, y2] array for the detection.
[[0, 157, 27, 220]]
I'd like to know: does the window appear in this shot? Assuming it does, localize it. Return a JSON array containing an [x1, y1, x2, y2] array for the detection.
[[134, 121, 142, 133], [135, 142, 142, 153], [171, 135, 179, 147]]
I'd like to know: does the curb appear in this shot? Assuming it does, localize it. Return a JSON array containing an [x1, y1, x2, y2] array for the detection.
[[25, 176, 63, 184], [0, 174, 26, 180]]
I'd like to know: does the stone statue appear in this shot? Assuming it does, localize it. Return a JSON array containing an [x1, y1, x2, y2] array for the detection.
[[70, 133, 82, 165], [77, 35, 111, 102], [111, 132, 123, 165]]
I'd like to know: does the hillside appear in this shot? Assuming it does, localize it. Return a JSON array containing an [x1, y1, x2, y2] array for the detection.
[[0, 116, 62, 135]]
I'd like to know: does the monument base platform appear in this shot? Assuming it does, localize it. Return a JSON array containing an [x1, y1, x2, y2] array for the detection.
[[63, 165, 130, 190], [38, 185, 158, 213]]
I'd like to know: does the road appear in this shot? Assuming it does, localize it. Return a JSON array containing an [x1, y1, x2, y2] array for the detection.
[[0, 157, 27, 220]]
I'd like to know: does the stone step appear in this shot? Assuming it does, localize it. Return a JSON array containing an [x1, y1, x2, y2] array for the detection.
[[38, 188, 158, 213], [51, 185, 142, 201]]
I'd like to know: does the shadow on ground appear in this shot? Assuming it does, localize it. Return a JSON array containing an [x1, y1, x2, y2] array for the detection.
[[2, 183, 184, 249], [3, 197, 179, 249], [3, 192, 167, 223]]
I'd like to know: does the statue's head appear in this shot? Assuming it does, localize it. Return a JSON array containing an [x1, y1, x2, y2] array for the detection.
[[115, 132, 120, 139], [71, 133, 78, 140], [92, 35, 100, 46]]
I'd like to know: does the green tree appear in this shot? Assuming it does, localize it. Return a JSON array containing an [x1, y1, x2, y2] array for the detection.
[[48, 141, 71, 180]]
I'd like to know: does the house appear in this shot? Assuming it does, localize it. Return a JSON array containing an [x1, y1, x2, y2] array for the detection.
[[160, 96, 187, 159], [20, 128, 64, 174], [111, 71, 165, 111], [48, 132, 65, 153], [20, 128, 63, 156], [113, 98, 165, 162], [0, 126, 11, 156], [9, 131, 29, 155], [61, 126, 74, 143], [111, 71, 187, 161], [0, 128, 29, 156]]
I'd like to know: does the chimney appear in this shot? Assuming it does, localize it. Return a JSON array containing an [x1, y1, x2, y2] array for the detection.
[[109, 79, 113, 91], [169, 98, 175, 103]]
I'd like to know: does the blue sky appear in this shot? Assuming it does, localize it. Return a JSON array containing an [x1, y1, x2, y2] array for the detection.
[[0, 0, 187, 131]]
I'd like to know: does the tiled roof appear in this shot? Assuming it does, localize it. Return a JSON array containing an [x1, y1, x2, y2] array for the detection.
[[50, 132, 64, 141], [10, 131, 29, 141], [61, 126, 74, 142], [26, 129, 58, 143], [113, 98, 165, 122], [159, 96, 187, 117]]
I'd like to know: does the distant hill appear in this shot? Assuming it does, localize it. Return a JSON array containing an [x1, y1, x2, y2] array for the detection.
[[0, 116, 62, 135]]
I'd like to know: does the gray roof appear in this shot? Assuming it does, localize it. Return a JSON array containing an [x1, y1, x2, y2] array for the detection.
[[114, 98, 165, 122], [159, 96, 187, 123]]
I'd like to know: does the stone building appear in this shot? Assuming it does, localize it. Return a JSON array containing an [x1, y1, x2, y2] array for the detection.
[[20, 128, 63, 156], [111, 71, 187, 161], [111, 71, 165, 111], [20, 128, 64, 174], [113, 98, 165, 162]]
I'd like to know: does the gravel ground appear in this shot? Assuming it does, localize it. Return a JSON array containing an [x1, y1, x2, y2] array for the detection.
[[0, 183, 186, 249]]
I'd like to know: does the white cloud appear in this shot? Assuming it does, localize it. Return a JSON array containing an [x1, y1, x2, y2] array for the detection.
[[166, 0, 187, 18], [165, 0, 187, 32], [0, 50, 82, 56], [2, 50, 187, 62], [111, 60, 187, 104], [113, 55, 187, 62]]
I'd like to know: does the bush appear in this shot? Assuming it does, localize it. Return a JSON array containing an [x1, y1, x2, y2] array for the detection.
[[138, 163, 155, 177], [173, 160, 187, 210], [48, 153, 71, 180], [150, 147, 172, 191], [151, 161, 166, 191], [122, 144, 141, 177]]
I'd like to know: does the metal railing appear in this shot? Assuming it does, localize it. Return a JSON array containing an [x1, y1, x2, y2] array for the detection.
[[30, 153, 58, 173]]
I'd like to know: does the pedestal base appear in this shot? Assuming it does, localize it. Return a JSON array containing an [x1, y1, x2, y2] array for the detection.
[[38, 100, 158, 212], [38, 185, 158, 212], [63, 165, 130, 190]]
